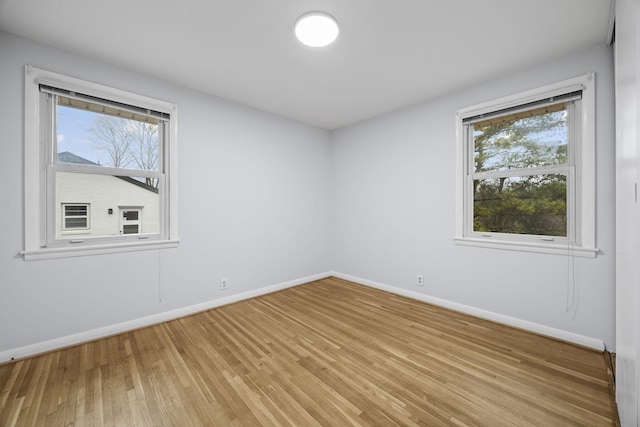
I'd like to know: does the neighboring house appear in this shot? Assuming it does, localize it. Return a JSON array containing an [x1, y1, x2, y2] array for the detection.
[[56, 151, 159, 239]]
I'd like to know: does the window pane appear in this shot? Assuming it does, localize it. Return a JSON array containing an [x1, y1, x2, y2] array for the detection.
[[123, 210, 139, 221], [65, 205, 87, 216], [56, 98, 159, 172], [56, 171, 158, 239], [62, 204, 88, 230], [122, 225, 139, 234], [65, 217, 88, 229], [473, 174, 567, 236], [474, 103, 568, 173]]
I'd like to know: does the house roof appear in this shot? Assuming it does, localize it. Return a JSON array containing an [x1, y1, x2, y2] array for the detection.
[[58, 151, 99, 166], [116, 176, 159, 194]]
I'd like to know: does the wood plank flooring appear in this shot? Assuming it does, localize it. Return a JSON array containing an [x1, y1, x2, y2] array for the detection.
[[0, 277, 618, 426]]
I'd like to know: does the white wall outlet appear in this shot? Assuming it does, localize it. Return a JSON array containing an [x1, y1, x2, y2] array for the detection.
[[416, 274, 424, 286], [220, 277, 228, 290]]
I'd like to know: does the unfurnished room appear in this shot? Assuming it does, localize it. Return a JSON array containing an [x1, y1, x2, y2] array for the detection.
[[1, 0, 639, 426]]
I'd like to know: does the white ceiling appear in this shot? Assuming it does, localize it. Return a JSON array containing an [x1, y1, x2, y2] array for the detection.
[[0, 0, 613, 129]]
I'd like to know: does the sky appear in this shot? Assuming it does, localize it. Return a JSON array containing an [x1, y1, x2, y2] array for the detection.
[[474, 110, 568, 172], [56, 105, 114, 166]]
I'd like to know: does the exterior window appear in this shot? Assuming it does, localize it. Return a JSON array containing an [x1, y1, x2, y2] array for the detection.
[[23, 66, 179, 260], [120, 208, 142, 235], [62, 204, 90, 231], [471, 101, 573, 237], [455, 74, 596, 257]]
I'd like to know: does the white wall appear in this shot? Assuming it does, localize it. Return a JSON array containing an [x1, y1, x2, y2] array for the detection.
[[615, 0, 640, 424], [330, 44, 616, 349], [0, 30, 617, 362], [0, 31, 332, 359]]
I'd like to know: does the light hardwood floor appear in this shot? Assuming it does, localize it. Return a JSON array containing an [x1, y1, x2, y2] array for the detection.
[[0, 277, 618, 426]]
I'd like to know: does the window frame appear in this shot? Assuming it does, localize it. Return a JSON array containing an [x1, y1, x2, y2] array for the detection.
[[61, 203, 90, 232], [23, 66, 179, 260], [120, 207, 143, 235], [454, 74, 597, 257]]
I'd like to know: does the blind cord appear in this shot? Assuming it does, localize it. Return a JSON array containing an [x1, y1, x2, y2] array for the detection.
[[565, 163, 578, 321], [158, 249, 164, 303]]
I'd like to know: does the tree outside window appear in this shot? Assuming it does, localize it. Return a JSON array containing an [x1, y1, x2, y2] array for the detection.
[[471, 105, 569, 237]]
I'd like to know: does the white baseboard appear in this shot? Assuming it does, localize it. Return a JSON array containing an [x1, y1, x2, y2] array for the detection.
[[2, 270, 604, 363], [330, 272, 605, 351], [0, 271, 332, 363]]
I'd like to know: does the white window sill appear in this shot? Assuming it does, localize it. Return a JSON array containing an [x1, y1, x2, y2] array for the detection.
[[454, 237, 598, 258], [21, 239, 179, 261]]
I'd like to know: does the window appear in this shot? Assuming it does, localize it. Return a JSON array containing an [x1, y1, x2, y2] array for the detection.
[[455, 74, 596, 257], [120, 208, 142, 235], [62, 204, 90, 231], [23, 66, 179, 260]]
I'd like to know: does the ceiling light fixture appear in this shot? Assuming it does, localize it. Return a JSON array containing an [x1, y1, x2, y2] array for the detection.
[[295, 11, 339, 47]]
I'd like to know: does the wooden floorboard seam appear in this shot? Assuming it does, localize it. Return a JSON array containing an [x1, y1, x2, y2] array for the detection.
[[0, 277, 619, 426]]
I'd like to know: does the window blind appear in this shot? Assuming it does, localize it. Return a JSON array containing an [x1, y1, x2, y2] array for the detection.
[[463, 90, 582, 126], [40, 84, 169, 122]]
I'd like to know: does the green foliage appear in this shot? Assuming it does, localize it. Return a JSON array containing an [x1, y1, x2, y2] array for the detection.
[[472, 109, 568, 236], [474, 110, 567, 172], [474, 175, 567, 236]]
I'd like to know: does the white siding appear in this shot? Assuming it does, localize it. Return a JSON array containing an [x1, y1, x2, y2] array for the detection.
[[56, 173, 159, 238]]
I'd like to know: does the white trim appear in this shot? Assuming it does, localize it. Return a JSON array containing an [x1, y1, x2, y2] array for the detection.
[[456, 76, 587, 120], [331, 272, 605, 351], [454, 237, 597, 257], [454, 73, 596, 256], [61, 203, 90, 231], [24, 67, 41, 254], [20, 239, 180, 261], [473, 164, 569, 180], [23, 65, 179, 260], [0, 270, 604, 362], [0, 272, 333, 363], [119, 207, 143, 235], [26, 65, 175, 114], [54, 163, 161, 179]]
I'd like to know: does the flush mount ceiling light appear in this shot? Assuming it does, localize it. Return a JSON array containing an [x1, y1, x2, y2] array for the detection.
[[295, 11, 339, 47]]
